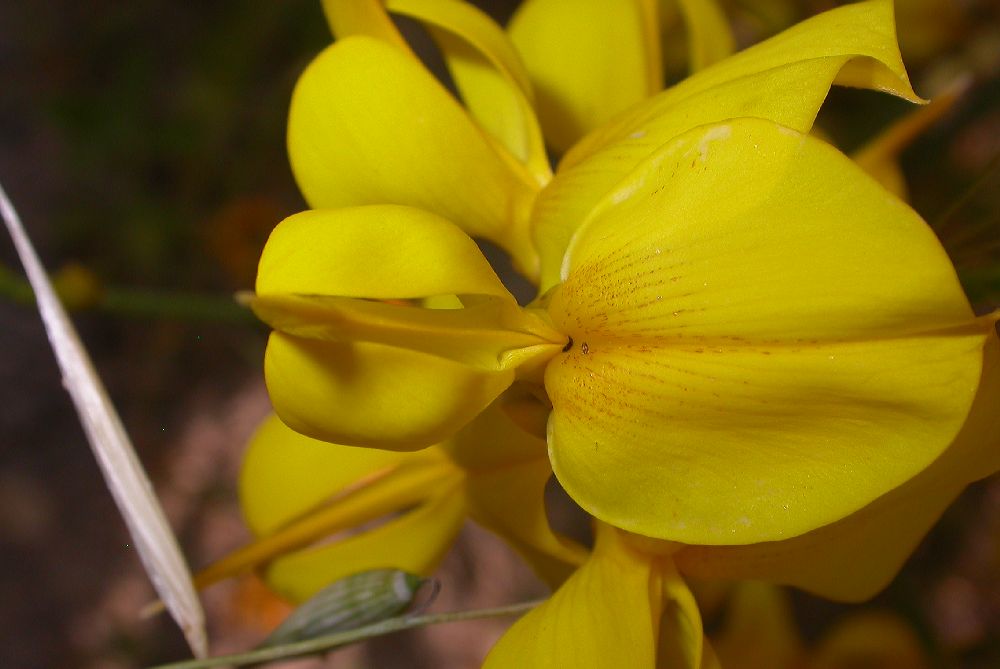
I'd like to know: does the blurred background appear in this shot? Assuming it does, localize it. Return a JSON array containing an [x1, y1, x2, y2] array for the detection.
[[1, 1, 998, 667]]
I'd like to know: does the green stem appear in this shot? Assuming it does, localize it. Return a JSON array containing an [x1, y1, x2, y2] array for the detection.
[[147, 599, 542, 669], [100, 286, 257, 324], [0, 265, 257, 325]]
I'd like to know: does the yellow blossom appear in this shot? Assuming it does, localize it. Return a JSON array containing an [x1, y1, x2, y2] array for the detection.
[[212, 1, 749, 608], [197, 401, 585, 603], [483, 524, 714, 669], [507, 0, 734, 153], [290, 0, 736, 278], [251, 0, 997, 553], [208, 4, 1000, 667], [480, 335, 998, 667], [672, 331, 1000, 601]]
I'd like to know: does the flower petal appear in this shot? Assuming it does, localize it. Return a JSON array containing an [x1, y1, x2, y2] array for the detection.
[[230, 411, 465, 606], [253, 207, 567, 446], [449, 403, 587, 586], [196, 418, 461, 591], [264, 487, 466, 602], [390, 0, 549, 179], [320, 0, 406, 47], [254, 204, 564, 377], [265, 333, 513, 450], [287, 36, 540, 271], [545, 119, 986, 544], [569, 0, 918, 167], [533, 0, 919, 289], [386, 0, 533, 96], [252, 294, 564, 373], [655, 558, 706, 669], [483, 524, 657, 669], [466, 460, 587, 587], [322, 0, 549, 180], [675, 329, 1000, 601], [508, 0, 661, 155], [240, 414, 448, 536], [676, 0, 735, 71], [445, 394, 552, 470], [257, 207, 511, 300]]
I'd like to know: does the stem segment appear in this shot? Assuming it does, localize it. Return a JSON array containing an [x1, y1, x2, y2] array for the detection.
[[148, 599, 543, 669]]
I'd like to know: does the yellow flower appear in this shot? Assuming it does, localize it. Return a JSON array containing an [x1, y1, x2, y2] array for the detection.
[[252, 0, 997, 551], [290, 0, 551, 278], [483, 524, 711, 669], [197, 402, 585, 603], [217, 0, 741, 608], [480, 338, 998, 666], [673, 331, 1000, 601], [506, 0, 734, 153], [290, 0, 735, 280]]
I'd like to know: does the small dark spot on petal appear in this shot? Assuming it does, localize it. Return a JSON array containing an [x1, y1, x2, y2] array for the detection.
[[562, 337, 574, 352], [581, 342, 590, 354]]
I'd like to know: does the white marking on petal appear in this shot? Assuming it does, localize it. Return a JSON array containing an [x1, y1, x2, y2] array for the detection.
[[696, 124, 732, 163]]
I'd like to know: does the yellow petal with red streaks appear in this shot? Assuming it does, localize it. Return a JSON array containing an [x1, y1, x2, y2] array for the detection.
[[675, 329, 1000, 600], [545, 119, 985, 544]]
